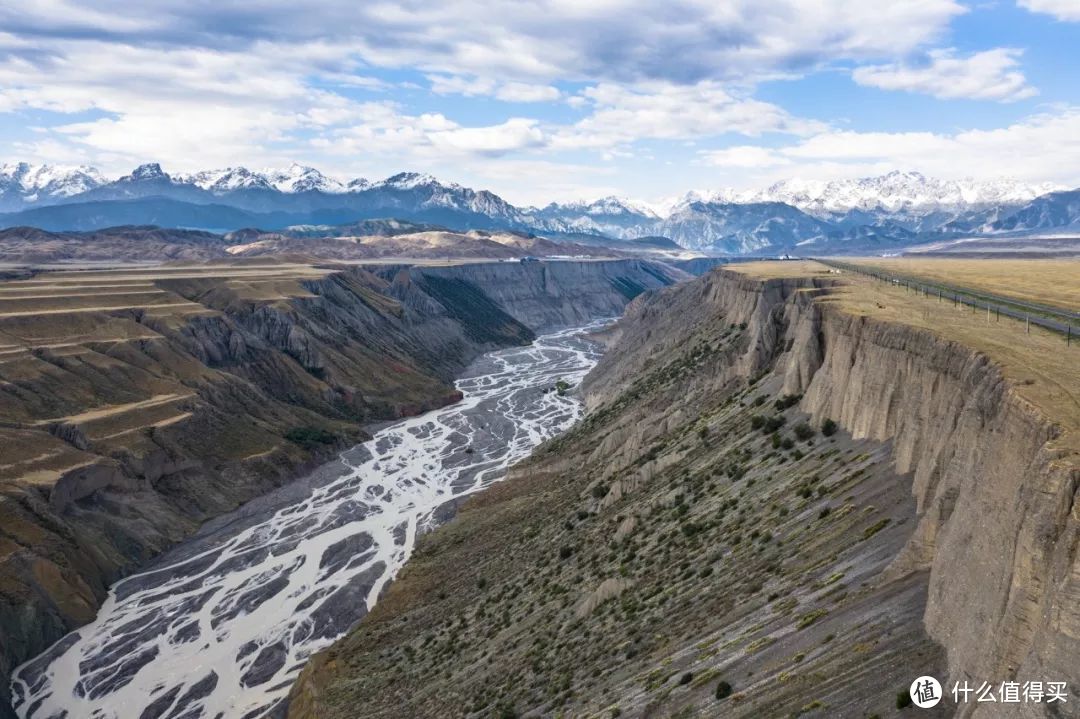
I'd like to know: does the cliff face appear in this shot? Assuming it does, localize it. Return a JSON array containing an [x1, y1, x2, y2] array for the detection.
[[596, 268, 1080, 714], [790, 308, 1079, 716], [378, 258, 689, 332], [287, 266, 1077, 719], [0, 258, 681, 717]]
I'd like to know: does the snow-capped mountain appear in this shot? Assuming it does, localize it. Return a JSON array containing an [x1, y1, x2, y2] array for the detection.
[[0, 162, 105, 210], [265, 164, 347, 194], [178, 167, 275, 193], [692, 171, 1062, 220], [524, 197, 660, 238], [659, 201, 833, 253], [177, 164, 348, 194], [990, 189, 1080, 233], [0, 162, 1074, 253]]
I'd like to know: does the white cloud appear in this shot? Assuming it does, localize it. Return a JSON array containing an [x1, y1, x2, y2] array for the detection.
[[495, 83, 561, 103], [556, 81, 826, 150], [701, 146, 792, 168], [853, 48, 1036, 102], [427, 75, 560, 102], [1017, 0, 1080, 21], [312, 107, 546, 163], [428, 118, 546, 155], [698, 107, 1080, 187], [0, 1, 966, 85]]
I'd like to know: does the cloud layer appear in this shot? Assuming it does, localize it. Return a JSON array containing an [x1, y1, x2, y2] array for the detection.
[[853, 48, 1036, 102], [0, 0, 1074, 203]]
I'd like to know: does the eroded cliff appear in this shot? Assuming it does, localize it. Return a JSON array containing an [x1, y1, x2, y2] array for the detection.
[[0, 258, 683, 717], [287, 264, 1078, 718]]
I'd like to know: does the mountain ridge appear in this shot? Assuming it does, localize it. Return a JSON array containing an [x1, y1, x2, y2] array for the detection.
[[0, 162, 1077, 254]]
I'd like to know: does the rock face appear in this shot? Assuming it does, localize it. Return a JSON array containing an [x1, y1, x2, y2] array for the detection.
[[286, 266, 1077, 718], [0, 258, 682, 718], [595, 268, 1080, 716]]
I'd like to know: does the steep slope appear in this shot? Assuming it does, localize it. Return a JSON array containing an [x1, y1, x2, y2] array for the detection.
[[658, 200, 831, 252], [288, 264, 1078, 718], [991, 189, 1080, 233], [0, 258, 683, 718]]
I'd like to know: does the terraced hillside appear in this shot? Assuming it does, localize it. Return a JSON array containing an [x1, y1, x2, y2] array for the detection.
[[0, 258, 685, 717], [289, 262, 1079, 718]]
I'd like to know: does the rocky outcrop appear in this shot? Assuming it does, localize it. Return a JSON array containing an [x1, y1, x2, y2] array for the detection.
[[0, 258, 681, 717], [788, 309, 1079, 717]]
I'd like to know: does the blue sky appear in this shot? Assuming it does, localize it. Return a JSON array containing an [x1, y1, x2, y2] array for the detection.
[[0, 0, 1078, 204]]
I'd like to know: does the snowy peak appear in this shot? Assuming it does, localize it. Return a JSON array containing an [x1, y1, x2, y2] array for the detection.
[[179, 167, 274, 193], [264, 164, 345, 194], [0, 162, 105, 200], [377, 172, 454, 190], [121, 163, 170, 182], [547, 196, 660, 219], [712, 172, 1064, 217]]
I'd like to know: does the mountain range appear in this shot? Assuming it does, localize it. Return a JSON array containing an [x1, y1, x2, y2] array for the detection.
[[1, 162, 1077, 254]]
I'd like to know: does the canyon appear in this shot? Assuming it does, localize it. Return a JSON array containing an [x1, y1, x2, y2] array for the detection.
[[286, 263, 1079, 718], [0, 257, 687, 718]]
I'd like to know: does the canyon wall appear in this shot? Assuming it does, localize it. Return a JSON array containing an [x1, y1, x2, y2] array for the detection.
[[591, 268, 1080, 715], [288, 265, 1076, 718], [0, 258, 682, 717]]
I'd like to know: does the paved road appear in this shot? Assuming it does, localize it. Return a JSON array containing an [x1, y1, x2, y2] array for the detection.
[[815, 258, 1078, 342]]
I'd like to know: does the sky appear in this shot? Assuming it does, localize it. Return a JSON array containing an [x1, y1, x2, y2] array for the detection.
[[0, 0, 1079, 205]]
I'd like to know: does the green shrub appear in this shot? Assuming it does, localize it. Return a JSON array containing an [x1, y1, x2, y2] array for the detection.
[[284, 426, 337, 448], [793, 422, 815, 441], [896, 691, 912, 709], [764, 415, 786, 433], [822, 419, 839, 437], [679, 672, 694, 685], [715, 681, 733, 700], [774, 394, 802, 411], [750, 415, 766, 430], [781, 437, 795, 450]]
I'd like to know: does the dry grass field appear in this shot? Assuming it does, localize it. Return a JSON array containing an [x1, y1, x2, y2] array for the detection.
[[729, 260, 1080, 453], [844, 257, 1080, 312]]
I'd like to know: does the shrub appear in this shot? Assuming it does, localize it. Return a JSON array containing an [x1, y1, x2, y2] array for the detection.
[[591, 483, 609, 499], [822, 419, 839, 437], [679, 672, 694, 686], [793, 422, 815, 441], [284, 426, 336, 448], [781, 437, 795, 450], [715, 681, 733, 700], [764, 415, 786, 433], [774, 394, 802, 411], [896, 691, 912, 709], [771, 433, 782, 449], [750, 415, 766, 430], [818, 506, 831, 519], [558, 546, 575, 560]]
